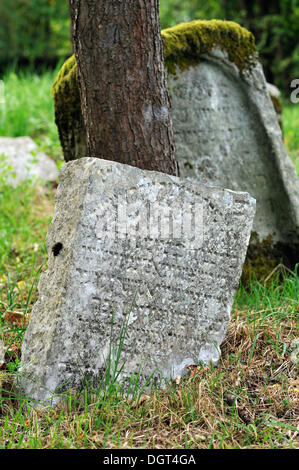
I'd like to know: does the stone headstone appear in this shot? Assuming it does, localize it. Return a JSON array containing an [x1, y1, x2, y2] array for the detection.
[[167, 48, 299, 279], [19, 158, 255, 405], [52, 20, 299, 279], [168, 49, 299, 243], [0, 137, 58, 186]]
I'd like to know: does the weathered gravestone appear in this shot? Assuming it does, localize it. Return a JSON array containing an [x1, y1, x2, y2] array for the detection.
[[52, 20, 299, 281], [19, 158, 255, 405], [165, 24, 299, 282], [0, 137, 58, 185]]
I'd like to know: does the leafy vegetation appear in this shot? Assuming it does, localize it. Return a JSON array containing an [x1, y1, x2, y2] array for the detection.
[[0, 0, 71, 69], [1, 1, 298, 94]]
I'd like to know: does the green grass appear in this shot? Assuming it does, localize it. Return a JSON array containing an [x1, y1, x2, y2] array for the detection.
[[283, 103, 299, 175], [0, 167, 53, 279], [0, 71, 298, 449], [0, 68, 63, 161], [0, 280, 298, 449]]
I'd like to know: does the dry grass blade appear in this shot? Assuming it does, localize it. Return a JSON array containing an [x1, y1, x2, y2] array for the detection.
[[263, 263, 296, 286]]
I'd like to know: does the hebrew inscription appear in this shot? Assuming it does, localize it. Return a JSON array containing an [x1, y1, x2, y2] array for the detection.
[[168, 50, 299, 245], [19, 158, 255, 404]]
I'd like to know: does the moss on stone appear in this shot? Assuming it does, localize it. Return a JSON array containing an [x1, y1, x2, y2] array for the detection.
[[51, 55, 84, 161], [52, 54, 80, 126], [162, 19, 256, 75], [241, 234, 278, 285]]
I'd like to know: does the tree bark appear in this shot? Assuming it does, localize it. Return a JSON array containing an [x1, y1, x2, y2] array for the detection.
[[68, 0, 179, 176]]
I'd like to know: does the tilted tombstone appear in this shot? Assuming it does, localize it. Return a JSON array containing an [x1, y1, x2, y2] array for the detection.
[[165, 24, 299, 280], [52, 20, 299, 281], [18, 158, 255, 405]]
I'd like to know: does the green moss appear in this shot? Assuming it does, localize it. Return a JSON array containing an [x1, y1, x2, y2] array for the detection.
[[51, 55, 85, 161], [242, 234, 278, 286], [162, 20, 256, 75], [52, 54, 80, 125]]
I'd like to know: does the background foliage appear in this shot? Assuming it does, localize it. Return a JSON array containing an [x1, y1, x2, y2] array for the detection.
[[0, 0, 70, 69], [160, 0, 299, 94], [0, 0, 298, 94]]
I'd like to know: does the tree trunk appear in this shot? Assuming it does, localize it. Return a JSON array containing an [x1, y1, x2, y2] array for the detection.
[[68, 0, 179, 176]]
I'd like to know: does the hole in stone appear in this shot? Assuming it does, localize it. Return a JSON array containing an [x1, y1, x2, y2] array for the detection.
[[52, 242, 63, 257]]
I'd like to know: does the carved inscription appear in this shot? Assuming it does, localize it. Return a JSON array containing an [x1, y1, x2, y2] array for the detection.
[[167, 57, 298, 242], [67, 175, 251, 366], [19, 159, 255, 402]]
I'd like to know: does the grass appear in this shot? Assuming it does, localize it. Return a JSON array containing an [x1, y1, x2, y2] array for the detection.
[[0, 68, 63, 162], [0, 268, 298, 448], [0, 70, 298, 449]]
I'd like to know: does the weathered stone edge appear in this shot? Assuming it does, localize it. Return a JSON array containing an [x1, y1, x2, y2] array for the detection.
[[18, 160, 95, 403]]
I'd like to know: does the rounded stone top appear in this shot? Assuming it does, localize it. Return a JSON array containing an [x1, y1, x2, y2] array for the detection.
[[162, 20, 257, 75], [52, 19, 257, 110]]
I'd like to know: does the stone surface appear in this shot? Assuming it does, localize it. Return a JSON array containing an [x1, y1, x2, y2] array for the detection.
[[0, 137, 58, 185], [168, 49, 299, 252], [19, 158, 255, 405], [0, 339, 5, 368]]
